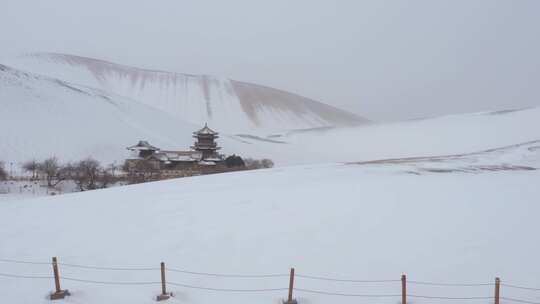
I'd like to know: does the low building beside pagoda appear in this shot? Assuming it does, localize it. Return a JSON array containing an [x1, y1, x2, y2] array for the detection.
[[125, 124, 231, 177]]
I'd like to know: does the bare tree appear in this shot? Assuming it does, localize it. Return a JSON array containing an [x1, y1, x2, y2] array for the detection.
[[37, 157, 68, 187], [69, 158, 101, 191], [22, 159, 39, 179], [98, 168, 114, 189], [56, 158, 116, 191], [0, 162, 7, 181]]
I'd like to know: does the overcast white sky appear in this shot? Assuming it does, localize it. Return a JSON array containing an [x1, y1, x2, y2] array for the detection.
[[2, 0, 539, 121]]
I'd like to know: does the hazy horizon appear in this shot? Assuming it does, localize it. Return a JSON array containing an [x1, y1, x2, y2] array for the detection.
[[2, 0, 539, 121]]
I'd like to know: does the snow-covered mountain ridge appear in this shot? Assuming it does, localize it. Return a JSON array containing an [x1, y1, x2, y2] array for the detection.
[[6, 53, 368, 132]]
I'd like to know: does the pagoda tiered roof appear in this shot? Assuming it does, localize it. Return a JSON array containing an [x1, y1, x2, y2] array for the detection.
[[193, 123, 219, 136], [191, 143, 221, 150]]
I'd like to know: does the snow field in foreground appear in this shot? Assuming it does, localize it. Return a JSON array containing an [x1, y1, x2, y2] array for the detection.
[[1, 163, 540, 304]]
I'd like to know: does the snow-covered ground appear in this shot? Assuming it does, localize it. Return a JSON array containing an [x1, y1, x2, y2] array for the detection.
[[0, 180, 96, 202], [0, 180, 45, 201], [1, 159, 539, 304]]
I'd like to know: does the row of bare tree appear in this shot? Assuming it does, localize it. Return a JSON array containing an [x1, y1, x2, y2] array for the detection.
[[1, 155, 275, 190], [21, 157, 119, 191]]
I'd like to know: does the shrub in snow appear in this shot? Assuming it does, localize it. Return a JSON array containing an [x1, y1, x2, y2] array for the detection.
[[225, 155, 245, 168], [64, 158, 116, 191], [0, 162, 6, 180], [244, 158, 275, 169], [261, 159, 274, 168]]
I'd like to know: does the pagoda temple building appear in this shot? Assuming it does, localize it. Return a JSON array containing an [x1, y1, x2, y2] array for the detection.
[[191, 123, 221, 160], [125, 124, 226, 175]]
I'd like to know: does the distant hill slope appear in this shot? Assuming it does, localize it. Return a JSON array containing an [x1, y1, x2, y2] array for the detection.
[[0, 64, 206, 163], [1, 62, 540, 166], [7, 53, 369, 132]]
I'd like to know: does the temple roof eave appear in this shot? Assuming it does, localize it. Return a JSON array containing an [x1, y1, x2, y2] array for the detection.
[[193, 123, 219, 136], [127, 140, 160, 151]]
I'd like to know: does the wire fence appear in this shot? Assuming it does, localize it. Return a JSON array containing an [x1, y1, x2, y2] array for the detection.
[[1, 257, 540, 303]]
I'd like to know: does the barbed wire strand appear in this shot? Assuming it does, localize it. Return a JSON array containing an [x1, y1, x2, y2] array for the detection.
[[0, 272, 53, 279], [60, 263, 158, 271], [62, 277, 161, 286], [409, 294, 493, 300], [409, 280, 493, 287], [0, 258, 158, 271], [295, 274, 399, 283], [166, 267, 288, 278], [168, 282, 287, 292], [295, 288, 400, 297], [0, 258, 286, 277], [0, 271, 286, 292], [0, 258, 50, 265], [502, 283, 540, 292], [501, 297, 540, 304]]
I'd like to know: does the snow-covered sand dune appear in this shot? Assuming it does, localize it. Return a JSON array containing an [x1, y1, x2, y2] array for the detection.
[[6, 53, 368, 132], [1, 158, 539, 304], [0, 64, 255, 163], [231, 106, 540, 166], [269, 106, 540, 164], [2, 61, 539, 166]]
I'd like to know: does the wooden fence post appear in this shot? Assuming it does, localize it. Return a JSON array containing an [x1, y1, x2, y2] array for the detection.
[[50, 257, 70, 300], [494, 277, 500, 304], [284, 268, 297, 304], [401, 274, 407, 304], [157, 262, 172, 301]]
